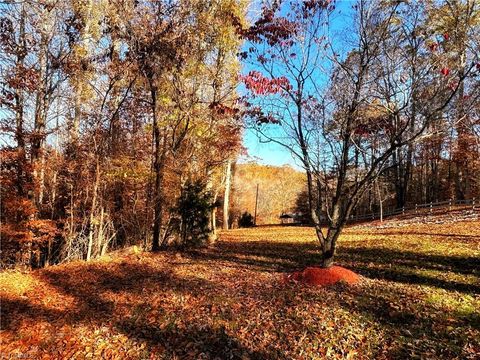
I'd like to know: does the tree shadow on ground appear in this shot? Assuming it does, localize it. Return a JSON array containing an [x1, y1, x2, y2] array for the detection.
[[186, 241, 321, 272], [1, 261, 206, 328], [1, 260, 275, 359], [336, 246, 479, 292], [197, 236, 479, 357], [116, 320, 272, 359], [185, 240, 480, 294], [3, 232, 478, 359], [0, 296, 66, 330], [327, 281, 479, 359]]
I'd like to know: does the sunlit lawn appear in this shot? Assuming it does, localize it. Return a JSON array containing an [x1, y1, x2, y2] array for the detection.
[[1, 220, 479, 359]]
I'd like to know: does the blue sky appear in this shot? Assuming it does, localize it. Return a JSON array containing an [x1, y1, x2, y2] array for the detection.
[[241, 129, 304, 168], [240, 0, 355, 169]]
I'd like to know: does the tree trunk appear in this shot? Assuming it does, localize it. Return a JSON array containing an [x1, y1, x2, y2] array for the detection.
[[223, 159, 232, 230], [32, 27, 49, 207], [211, 206, 217, 234], [320, 250, 334, 268], [151, 86, 167, 251], [318, 200, 344, 268], [87, 161, 100, 261], [97, 205, 104, 256], [152, 141, 166, 251], [15, 6, 26, 196], [454, 40, 468, 200], [206, 171, 217, 244], [318, 226, 340, 268], [71, 96, 81, 145]]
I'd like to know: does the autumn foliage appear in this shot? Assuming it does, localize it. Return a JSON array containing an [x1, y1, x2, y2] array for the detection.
[[1, 1, 479, 358], [285, 266, 360, 286], [1, 219, 479, 358], [0, 149, 59, 267], [0, 0, 246, 267], [242, 71, 292, 95]]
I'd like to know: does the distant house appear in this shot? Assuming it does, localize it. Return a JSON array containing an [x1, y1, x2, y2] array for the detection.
[[279, 212, 303, 225]]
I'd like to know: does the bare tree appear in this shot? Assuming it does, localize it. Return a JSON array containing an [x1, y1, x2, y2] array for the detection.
[[242, 0, 479, 267]]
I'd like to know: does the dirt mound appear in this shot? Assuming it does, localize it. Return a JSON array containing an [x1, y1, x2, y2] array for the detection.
[[284, 265, 359, 286]]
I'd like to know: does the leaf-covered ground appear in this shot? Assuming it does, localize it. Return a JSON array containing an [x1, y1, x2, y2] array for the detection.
[[1, 220, 479, 359]]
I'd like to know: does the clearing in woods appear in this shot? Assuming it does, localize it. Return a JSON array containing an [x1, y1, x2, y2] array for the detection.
[[1, 219, 479, 359]]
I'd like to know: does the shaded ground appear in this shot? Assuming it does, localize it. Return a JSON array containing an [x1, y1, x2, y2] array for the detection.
[[1, 220, 479, 359]]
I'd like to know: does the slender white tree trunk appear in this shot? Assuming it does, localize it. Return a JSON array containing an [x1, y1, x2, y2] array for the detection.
[[87, 161, 100, 261], [223, 159, 232, 230]]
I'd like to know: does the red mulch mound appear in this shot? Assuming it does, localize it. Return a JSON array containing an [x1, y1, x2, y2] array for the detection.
[[284, 266, 359, 286]]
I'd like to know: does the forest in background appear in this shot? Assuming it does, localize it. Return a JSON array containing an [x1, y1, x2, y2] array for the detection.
[[1, 0, 479, 269], [230, 162, 305, 225]]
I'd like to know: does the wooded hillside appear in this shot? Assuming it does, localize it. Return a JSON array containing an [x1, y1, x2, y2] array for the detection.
[[230, 163, 305, 225]]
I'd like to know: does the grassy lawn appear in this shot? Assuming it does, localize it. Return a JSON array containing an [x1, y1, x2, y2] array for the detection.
[[1, 220, 479, 359]]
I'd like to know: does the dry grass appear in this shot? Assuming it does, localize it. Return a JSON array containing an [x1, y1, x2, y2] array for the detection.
[[1, 219, 479, 359]]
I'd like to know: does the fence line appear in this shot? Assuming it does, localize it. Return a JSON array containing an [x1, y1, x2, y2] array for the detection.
[[348, 198, 477, 223]]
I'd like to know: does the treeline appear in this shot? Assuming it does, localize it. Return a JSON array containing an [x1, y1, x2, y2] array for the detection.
[[0, 1, 245, 268], [229, 150, 480, 227]]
